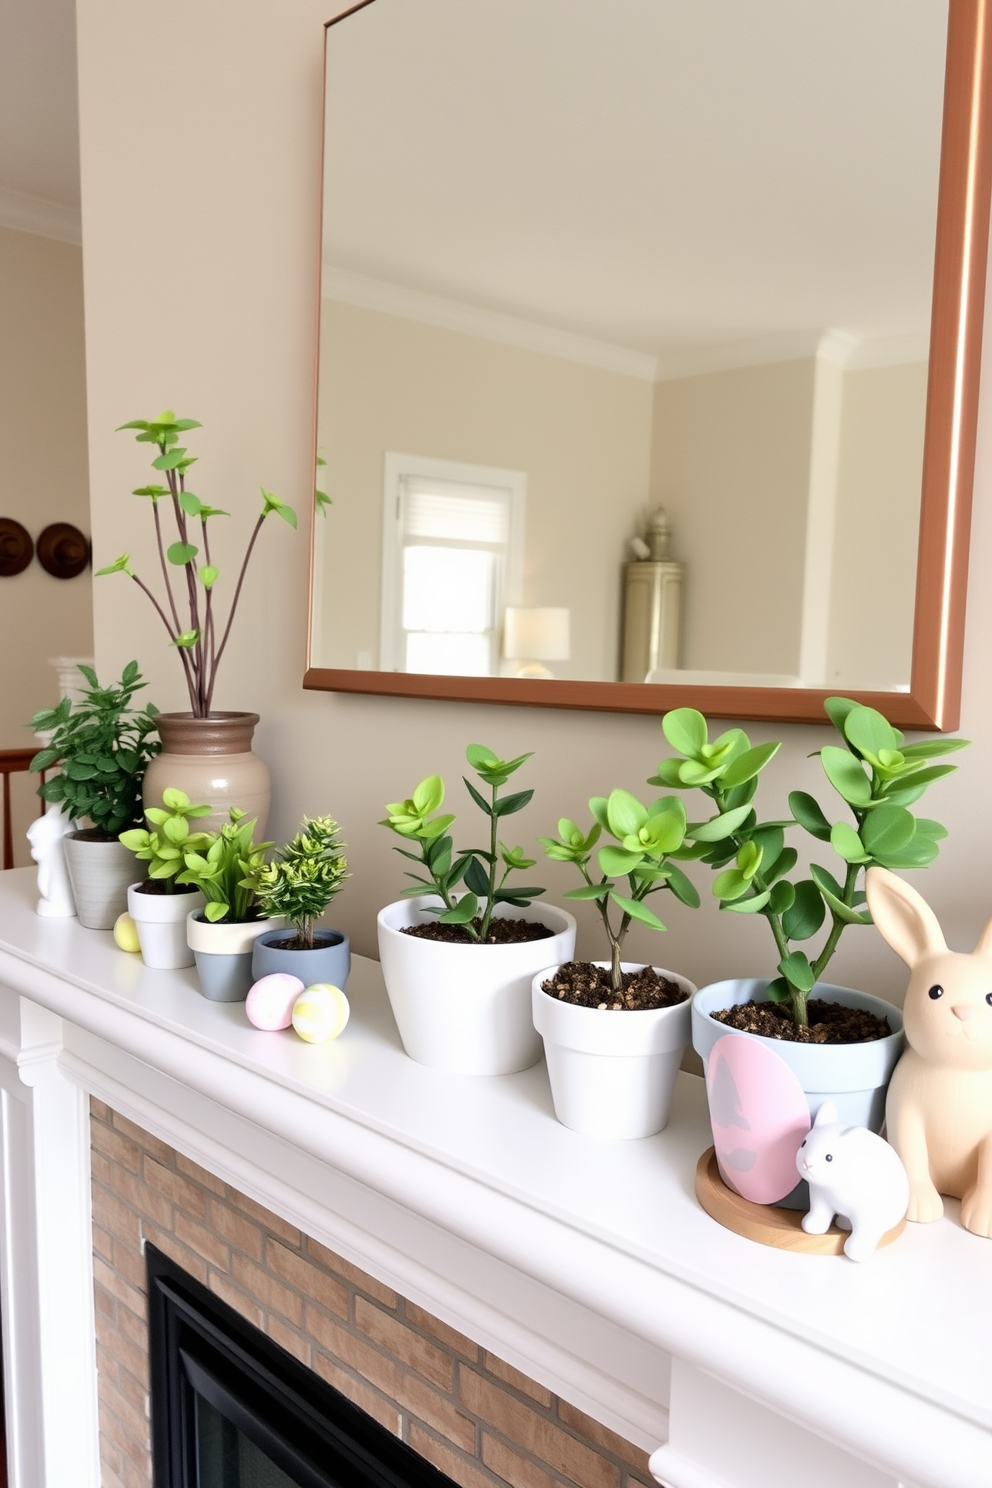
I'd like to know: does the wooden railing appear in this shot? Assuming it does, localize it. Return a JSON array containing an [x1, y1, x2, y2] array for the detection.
[[0, 750, 46, 872]]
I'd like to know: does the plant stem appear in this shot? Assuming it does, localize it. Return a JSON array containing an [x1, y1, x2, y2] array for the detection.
[[479, 781, 499, 940], [129, 572, 197, 708], [207, 514, 266, 713]]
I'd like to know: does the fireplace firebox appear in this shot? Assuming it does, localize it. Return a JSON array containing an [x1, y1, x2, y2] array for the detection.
[[146, 1246, 457, 1488]]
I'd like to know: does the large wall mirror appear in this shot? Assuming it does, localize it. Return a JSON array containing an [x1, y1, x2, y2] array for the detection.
[[306, 0, 992, 729]]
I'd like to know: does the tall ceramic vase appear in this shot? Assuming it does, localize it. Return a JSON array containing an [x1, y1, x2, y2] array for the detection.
[[142, 713, 271, 837]]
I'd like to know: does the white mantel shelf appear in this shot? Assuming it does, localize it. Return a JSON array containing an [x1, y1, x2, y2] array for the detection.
[[0, 868, 987, 1488]]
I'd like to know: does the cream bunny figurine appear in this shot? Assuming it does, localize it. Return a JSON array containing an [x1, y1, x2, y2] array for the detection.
[[865, 866, 992, 1237], [796, 1101, 909, 1261]]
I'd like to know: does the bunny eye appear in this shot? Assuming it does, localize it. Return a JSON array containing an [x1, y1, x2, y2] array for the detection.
[[928, 985, 944, 1000], [825, 1154, 833, 1162], [800, 1139, 806, 1148], [986, 993, 992, 1007]]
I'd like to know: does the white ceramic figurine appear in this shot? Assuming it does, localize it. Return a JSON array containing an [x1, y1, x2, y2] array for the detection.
[[27, 807, 77, 918], [796, 1101, 909, 1261]]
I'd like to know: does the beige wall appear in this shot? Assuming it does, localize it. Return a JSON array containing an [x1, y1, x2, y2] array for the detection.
[[825, 359, 927, 689], [649, 359, 815, 674], [77, 0, 992, 1010], [0, 225, 93, 746], [313, 299, 654, 681]]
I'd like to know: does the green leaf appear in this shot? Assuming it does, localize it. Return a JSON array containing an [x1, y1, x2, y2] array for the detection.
[[610, 892, 666, 931], [599, 845, 643, 876], [171, 630, 201, 649], [820, 746, 871, 805], [588, 796, 610, 832], [647, 759, 686, 788], [463, 777, 492, 816], [768, 880, 795, 914], [874, 836, 940, 869], [260, 488, 298, 528], [782, 879, 826, 940], [823, 696, 859, 733], [810, 864, 872, 924], [843, 705, 899, 761], [562, 883, 610, 901], [830, 821, 869, 863], [665, 863, 700, 907], [412, 775, 445, 815], [883, 764, 957, 791], [493, 789, 533, 818], [152, 449, 188, 471], [463, 857, 489, 896], [179, 491, 203, 516], [662, 707, 708, 758], [95, 552, 134, 578], [762, 847, 798, 886], [897, 738, 969, 759], [719, 741, 781, 789], [167, 541, 198, 566], [465, 743, 500, 771], [913, 817, 948, 841], [199, 564, 219, 589], [779, 950, 816, 993], [724, 889, 771, 914], [438, 894, 478, 925], [606, 789, 647, 839], [860, 804, 915, 857], [687, 805, 753, 842], [765, 977, 792, 1003], [713, 867, 750, 902], [789, 791, 832, 841]]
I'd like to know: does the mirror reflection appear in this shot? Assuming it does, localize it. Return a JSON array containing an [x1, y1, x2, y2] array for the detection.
[[311, 0, 947, 691]]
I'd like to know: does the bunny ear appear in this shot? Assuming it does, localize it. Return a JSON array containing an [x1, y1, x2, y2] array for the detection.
[[864, 866, 946, 967], [813, 1100, 838, 1128], [973, 918, 992, 960]]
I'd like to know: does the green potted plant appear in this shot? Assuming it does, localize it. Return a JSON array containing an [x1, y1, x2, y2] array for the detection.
[[655, 698, 967, 1207], [28, 662, 161, 929], [377, 746, 575, 1075], [98, 411, 297, 835], [536, 790, 697, 1138], [180, 809, 280, 1002], [251, 816, 350, 988], [118, 789, 209, 969]]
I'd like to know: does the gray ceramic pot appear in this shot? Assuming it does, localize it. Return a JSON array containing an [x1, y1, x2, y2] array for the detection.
[[251, 929, 350, 990], [186, 912, 284, 1002], [63, 833, 145, 930]]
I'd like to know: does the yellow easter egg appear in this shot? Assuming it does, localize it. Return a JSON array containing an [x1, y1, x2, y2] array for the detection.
[[113, 912, 142, 953], [291, 984, 350, 1044]]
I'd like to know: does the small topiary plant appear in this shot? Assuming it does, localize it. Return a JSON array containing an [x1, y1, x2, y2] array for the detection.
[[256, 816, 348, 949], [28, 662, 161, 838]]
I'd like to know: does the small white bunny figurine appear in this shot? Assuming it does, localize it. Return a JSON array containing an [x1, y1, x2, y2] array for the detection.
[[865, 865, 992, 1237], [796, 1101, 909, 1261], [26, 807, 76, 918]]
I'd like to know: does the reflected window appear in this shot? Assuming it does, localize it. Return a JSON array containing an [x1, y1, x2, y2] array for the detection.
[[381, 455, 525, 674]]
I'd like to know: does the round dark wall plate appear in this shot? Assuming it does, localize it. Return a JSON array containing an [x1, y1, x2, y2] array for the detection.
[[0, 519, 34, 576], [36, 523, 90, 579]]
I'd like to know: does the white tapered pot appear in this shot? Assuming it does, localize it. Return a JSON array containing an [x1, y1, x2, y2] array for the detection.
[[377, 896, 576, 1075], [127, 883, 204, 970], [533, 962, 695, 1139]]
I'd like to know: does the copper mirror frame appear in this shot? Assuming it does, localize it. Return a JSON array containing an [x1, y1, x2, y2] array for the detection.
[[305, 0, 992, 731]]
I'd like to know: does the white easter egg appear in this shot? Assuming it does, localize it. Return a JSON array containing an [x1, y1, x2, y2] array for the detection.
[[707, 1033, 810, 1205], [113, 913, 142, 953], [292, 984, 350, 1044], [246, 973, 305, 1031]]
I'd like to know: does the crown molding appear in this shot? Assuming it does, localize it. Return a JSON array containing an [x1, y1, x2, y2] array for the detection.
[[322, 263, 659, 382], [0, 183, 81, 245]]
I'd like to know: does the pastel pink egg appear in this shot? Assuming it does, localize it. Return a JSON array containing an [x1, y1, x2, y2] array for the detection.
[[706, 1033, 810, 1205], [246, 973, 305, 1032]]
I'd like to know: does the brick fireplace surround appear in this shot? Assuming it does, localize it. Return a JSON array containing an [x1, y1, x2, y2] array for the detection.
[[91, 1101, 652, 1488]]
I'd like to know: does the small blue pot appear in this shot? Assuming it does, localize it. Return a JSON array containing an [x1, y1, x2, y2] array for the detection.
[[250, 929, 350, 990]]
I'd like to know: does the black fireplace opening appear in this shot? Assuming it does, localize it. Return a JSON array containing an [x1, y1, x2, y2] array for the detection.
[[146, 1244, 458, 1488]]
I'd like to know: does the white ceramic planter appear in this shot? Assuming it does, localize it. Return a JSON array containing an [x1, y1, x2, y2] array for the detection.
[[377, 896, 576, 1075], [63, 834, 142, 930], [187, 912, 284, 1002], [127, 883, 204, 970], [532, 961, 695, 1138], [692, 978, 906, 1207]]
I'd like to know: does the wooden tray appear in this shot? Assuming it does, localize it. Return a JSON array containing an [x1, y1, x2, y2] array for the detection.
[[695, 1147, 906, 1254]]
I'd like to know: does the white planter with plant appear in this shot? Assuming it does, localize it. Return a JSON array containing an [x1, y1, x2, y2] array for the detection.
[[29, 662, 160, 930], [251, 817, 350, 988], [537, 788, 698, 1136], [179, 808, 281, 1001], [378, 746, 576, 1075], [97, 410, 298, 833], [120, 789, 210, 969], [654, 700, 966, 1206]]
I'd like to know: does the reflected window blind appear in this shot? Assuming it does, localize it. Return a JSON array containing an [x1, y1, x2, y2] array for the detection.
[[401, 477, 510, 547]]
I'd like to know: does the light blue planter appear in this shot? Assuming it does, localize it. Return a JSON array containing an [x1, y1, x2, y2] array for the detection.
[[186, 912, 283, 1003], [251, 929, 350, 990]]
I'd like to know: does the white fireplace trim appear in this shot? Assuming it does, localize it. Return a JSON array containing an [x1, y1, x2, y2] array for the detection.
[[0, 871, 987, 1488]]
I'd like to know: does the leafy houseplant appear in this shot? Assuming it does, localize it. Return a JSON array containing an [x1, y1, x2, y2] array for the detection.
[[539, 790, 698, 993], [29, 661, 160, 838], [98, 411, 297, 719], [252, 818, 351, 991], [118, 788, 210, 969], [656, 699, 967, 1030], [179, 808, 274, 923], [376, 745, 576, 1076], [28, 662, 162, 931], [380, 745, 544, 942]]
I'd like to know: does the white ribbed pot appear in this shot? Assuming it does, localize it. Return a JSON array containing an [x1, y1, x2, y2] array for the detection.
[[377, 896, 576, 1075], [532, 962, 695, 1138], [186, 912, 285, 1003], [127, 883, 204, 970], [63, 833, 142, 930]]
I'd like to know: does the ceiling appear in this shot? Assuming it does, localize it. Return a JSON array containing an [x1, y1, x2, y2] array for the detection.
[[322, 0, 949, 371], [0, 0, 80, 215]]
